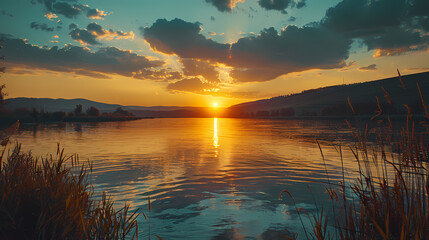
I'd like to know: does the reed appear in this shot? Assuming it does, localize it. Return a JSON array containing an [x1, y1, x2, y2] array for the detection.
[[282, 70, 429, 239], [0, 136, 141, 239]]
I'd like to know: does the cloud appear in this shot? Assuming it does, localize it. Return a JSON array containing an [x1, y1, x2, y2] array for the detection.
[[143, 19, 351, 82], [321, 0, 406, 38], [205, 0, 246, 12], [0, 35, 164, 79], [50, 2, 82, 18], [181, 59, 220, 83], [70, 22, 134, 45], [86, 8, 107, 19], [35, 0, 107, 19], [69, 28, 100, 45], [167, 77, 216, 93], [30, 22, 55, 32], [258, 0, 292, 11], [142, 18, 229, 60], [363, 28, 428, 57], [133, 69, 183, 81], [166, 77, 258, 98], [321, 0, 429, 56], [288, 16, 296, 22], [69, 23, 77, 30], [358, 64, 377, 71], [404, 67, 429, 72], [44, 12, 58, 20], [205, 0, 306, 12]]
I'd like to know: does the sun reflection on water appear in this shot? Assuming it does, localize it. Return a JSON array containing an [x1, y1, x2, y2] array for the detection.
[[213, 118, 219, 156]]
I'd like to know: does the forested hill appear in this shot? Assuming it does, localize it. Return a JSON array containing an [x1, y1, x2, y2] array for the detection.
[[228, 71, 429, 117]]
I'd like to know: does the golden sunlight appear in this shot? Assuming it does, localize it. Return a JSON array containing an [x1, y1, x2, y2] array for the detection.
[[213, 102, 219, 108]]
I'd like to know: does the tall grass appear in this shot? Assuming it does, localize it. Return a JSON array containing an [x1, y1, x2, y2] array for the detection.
[[282, 71, 429, 239], [0, 126, 142, 239]]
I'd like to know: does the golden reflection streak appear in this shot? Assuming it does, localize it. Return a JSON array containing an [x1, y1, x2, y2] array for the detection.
[[213, 118, 219, 157]]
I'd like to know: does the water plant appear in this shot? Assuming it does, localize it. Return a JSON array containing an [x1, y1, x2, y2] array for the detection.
[[0, 125, 142, 239], [282, 70, 429, 239]]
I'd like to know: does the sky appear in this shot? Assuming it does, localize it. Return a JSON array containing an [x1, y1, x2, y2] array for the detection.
[[0, 0, 428, 107]]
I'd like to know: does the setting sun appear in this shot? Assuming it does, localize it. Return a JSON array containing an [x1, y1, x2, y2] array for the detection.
[[213, 102, 218, 108]]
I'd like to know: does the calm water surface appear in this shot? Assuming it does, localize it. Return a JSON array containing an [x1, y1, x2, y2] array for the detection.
[[13, 118, 371, 239]]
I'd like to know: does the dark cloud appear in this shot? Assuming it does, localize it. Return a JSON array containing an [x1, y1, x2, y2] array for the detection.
[[69, 23, 77, 30], [0, 35, 164, 79], [358, 64, 377, 71], [35, 0, 106, 19], [210, 16, 216, 21], [69, 28, 100, 45], [142, 18, 229, 60], [143, 19, 351, 82], [258, 0, 292, 11], [419, 17, 429, 31], [363, 28, 428, 57], [322, 0, 406, 38], [204, 0, 241, 12], [167, 77, 215, 93], [69, 22, 134, 45], [321, 0, 429, 56], [408, 0, 429, 17], [181, 59, 220, 83], [86, 8, 106, 19], [288, 16, 296, 22], [205, 0, 306, 12], [230, 68, 285, 82], [30, 22, 55, 32], [51, 2, 81, 18]]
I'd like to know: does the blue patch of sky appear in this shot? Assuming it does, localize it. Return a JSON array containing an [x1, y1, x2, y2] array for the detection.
[[1, 0, 343, 55]]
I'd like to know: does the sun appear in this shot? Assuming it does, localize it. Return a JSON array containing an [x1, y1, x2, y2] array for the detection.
[[213, 102, 218, 108]]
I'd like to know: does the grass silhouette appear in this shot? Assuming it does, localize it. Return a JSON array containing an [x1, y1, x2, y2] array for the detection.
[[0, 128, 142, 239], [281, 70, 429, 239]]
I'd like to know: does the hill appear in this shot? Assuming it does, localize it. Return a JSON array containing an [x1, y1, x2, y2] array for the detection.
[[3, 71, 428, 118], [227, 71, 429, 117], [3, 98, 212, 118]]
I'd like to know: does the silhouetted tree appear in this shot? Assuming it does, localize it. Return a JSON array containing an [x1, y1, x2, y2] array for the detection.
[[270, 110, 280, 117], [52, 111, 66, 121], [280, 107, 295, 117], [255, 110, 270, 117], [31, 108, 39, 119], [86, 106, 100, 117], [114, 107, 132, 116], [74, 104, 83, 116]]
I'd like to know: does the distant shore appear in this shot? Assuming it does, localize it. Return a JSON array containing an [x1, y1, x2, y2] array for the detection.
[[0, 115, 152, 128]]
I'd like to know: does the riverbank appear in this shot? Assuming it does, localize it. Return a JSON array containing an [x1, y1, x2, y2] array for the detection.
[[0, 114, 151, 128]]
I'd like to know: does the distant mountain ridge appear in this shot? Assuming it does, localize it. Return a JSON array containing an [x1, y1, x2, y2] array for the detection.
[[4, 71, 429, 118], [228, 71, 429, 116], [4, 98, 189, 114]]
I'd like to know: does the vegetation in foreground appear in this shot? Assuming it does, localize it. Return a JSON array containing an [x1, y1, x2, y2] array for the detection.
[[0, 124, 141, 239], [281, 71, 429, 239]]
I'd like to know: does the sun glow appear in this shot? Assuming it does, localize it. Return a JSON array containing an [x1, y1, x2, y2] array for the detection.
[[213, 102, 219, 108]]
